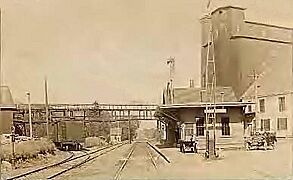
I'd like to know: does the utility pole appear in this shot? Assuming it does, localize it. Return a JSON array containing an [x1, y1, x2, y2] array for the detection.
[[248, 70, 260, 134], [167, 57, 175, 104], [291, 29, 293, 138], [0, 8, 2, 180], [44, 77, 49, 139], [128, 110, 131, 144], [26, 92, 33, 138], [11, 126, 15, 169], [204, 0, 217, 158]]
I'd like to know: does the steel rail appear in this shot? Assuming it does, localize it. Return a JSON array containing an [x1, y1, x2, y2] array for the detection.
[[7, 151, 75, 180], [48, 142, 127, 179], [145, 143, 158, 169], [114, 142, 136, 180], [8, 143, 126, 180], [47, 155, 91, 179], [114, 141, 169, 180]]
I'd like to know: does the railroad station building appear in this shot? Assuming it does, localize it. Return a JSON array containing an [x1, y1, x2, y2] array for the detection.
[[156, 85, 252, 148], [156, 5, 293, 147], [0, 86, 16, 134], [200, 6, 293, 138]]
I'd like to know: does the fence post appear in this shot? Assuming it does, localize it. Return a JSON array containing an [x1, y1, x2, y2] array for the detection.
[[11, 126, 16, 169]]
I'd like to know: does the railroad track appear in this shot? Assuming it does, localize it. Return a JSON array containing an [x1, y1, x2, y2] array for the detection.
[[8, 142, 127, 180], [113, 141, 170, 180], [47, 153, 91, 179]]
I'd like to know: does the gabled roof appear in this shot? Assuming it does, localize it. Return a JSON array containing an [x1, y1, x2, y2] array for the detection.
[[0, 86, 16, 110], [211, 6, 246, 15], [169, 86, 237, 104], [200, 6, 246, 20]]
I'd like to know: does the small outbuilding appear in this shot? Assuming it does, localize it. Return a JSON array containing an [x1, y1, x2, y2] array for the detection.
[[0, 86, 16, 134]]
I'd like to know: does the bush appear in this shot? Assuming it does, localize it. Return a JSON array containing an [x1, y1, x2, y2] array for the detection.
[[1, 138, 55, 163], [84, 137, 108, 148]]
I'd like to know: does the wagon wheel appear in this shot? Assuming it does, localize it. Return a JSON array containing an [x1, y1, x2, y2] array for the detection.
[[205, 151, 209, 158], [271, 142, 275, 150], [245, 142, 250, 151], [190, 143, 194, 153], [264, 141, 267, 151], [182, 144, 186, 153]]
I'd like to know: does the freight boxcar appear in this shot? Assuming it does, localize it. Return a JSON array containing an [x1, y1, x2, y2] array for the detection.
[[53, 121, 85, 151]]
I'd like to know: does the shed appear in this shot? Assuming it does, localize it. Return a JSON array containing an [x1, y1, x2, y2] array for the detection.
[[0, 86, 16, 134]]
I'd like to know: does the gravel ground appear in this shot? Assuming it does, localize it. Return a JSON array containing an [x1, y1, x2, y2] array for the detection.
[[61, 139, 292, 180], [157, 139, 293, 179], [60, 143, 133, 180], [119, 142, 160, 180], [60, 142, 169, 180], [6, 140, 291, 180], [18, 151, 89, 180]]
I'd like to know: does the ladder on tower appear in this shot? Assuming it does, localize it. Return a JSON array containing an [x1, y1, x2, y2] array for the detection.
[[204, 14, 217, 158]]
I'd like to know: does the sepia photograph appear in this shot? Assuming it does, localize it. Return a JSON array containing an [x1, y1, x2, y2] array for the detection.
[[0, 0, 293, 179]]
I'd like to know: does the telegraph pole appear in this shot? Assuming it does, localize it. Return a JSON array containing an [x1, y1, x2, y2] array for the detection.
[[0, 8, 2, 180], [253, 70, 258, 134], [44, 77, 49, 139], [26, 92, 33, 138], [167, 57, 175, 104], [11, 126, 15, 169], [204, 0, 217, 158], [248, 70, 260, 134], [128, 110, 131, 144]]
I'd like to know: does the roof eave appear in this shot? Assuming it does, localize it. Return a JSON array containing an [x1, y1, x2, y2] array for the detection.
[[159, 102, 254, 109], [211, 6, 246, 15], [0, 106, 17, 111]]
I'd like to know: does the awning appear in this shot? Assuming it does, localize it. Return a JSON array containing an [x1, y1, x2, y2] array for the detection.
[[159, 102, 254, 109]]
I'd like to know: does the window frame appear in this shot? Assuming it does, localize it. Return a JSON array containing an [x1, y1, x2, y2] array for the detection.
[[259, 99, 265, 113], [196, 118, 205, 136], [221, 117, 230, 136], [277, 118, 287, 130], [278, 96, 286, 112], [261, 119, 270, 131]]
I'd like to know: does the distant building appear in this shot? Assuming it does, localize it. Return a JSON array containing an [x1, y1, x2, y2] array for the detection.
[[110, 127, 122, 142], [0, 86, 16, 134], [200, 6, 293, 137]]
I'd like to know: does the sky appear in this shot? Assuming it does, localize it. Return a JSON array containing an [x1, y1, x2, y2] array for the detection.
[[0, 0, 293, 104]]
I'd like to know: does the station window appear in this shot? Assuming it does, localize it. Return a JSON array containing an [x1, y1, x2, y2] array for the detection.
[[221, 117, 230, 136], [196, 118, 205, 136], [261, 119, 270, 131], [278, 96, 286, 112], [259, 99, 265, 113], [277, 118, 287, 130]]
